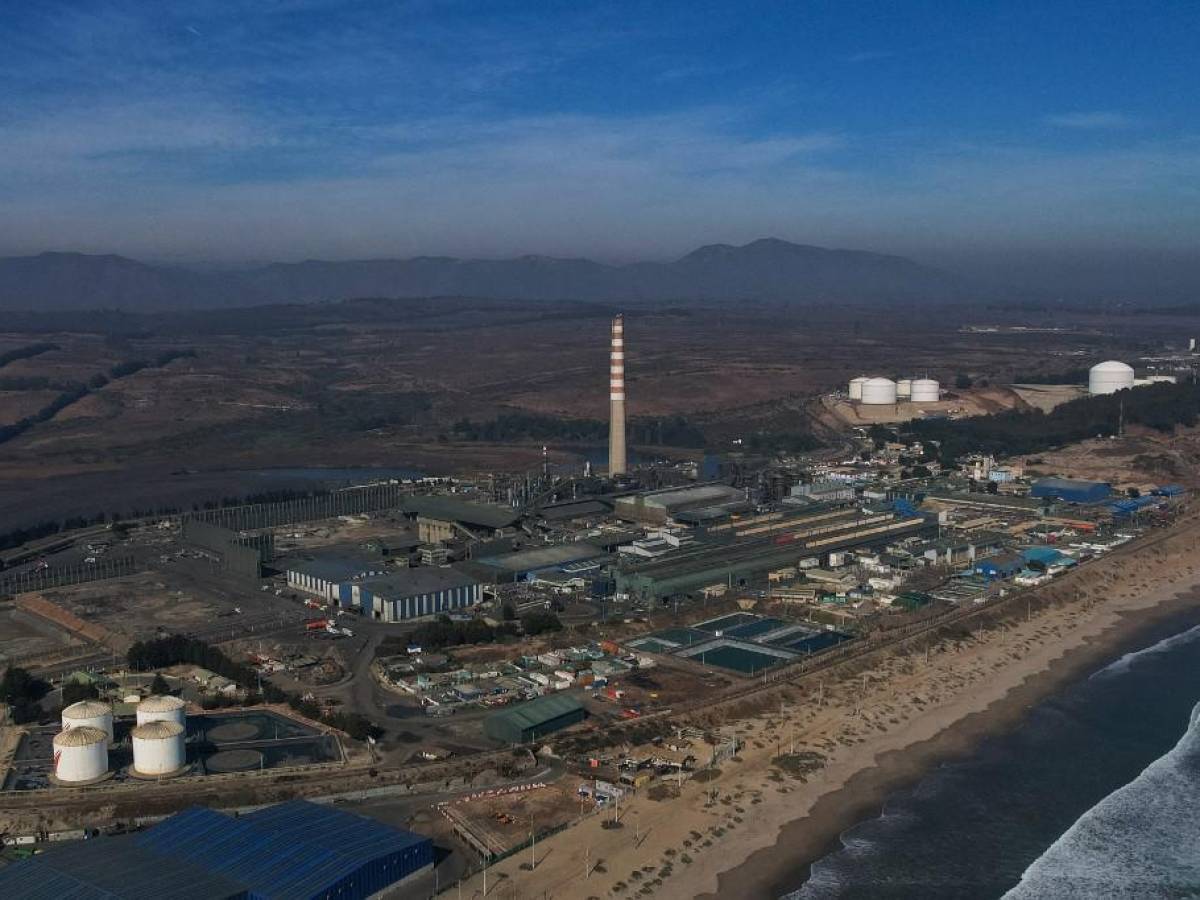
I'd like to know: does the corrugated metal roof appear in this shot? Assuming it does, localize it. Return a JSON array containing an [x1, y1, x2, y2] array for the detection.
[[403, 496, 519, 528], [135, 800, 429, 900], [0, 834, 248, 900], [472, 542, 607, 573], [358, 566, 480, 598], [486, 693, 584, 732], [281, 553, 386, 582]]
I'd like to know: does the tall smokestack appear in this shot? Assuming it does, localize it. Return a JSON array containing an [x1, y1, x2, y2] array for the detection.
[[608, 313, 627, 476]]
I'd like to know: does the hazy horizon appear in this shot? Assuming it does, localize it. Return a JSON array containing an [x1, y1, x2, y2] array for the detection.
[[1, 2, 1197, 280]]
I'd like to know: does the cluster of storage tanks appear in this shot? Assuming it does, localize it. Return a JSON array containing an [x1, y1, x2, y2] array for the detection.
[[53, 695, 187, 784], [848, 376, 940, 405]]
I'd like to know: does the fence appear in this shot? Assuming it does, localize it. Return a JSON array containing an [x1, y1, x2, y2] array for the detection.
[[0, 555, 137, 597], [181, 483, 412, 531]]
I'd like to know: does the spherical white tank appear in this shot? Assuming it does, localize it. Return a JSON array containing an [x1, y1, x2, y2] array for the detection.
[[136, 694, 186, 727], [62, 699, 114, 744], [896, 379, 913, 399], [131, 720, 186, 776], [848, 376, 868, 401], [53, 725, 108, 783], [1089, 361, 1135, 395], [910, 378, 940, 403], [861, 377, 898, 405]]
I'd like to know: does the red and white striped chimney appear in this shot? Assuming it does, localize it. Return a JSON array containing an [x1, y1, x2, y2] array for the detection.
[[608, 313, 627, 476]]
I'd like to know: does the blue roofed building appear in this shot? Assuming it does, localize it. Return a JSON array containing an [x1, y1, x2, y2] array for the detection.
[[974, 552, 1024, 579], [1022, 547, 1078, 571], [284, 552, 389, 606], [0, 799, 433, 900], [1029, 477, 1111, 504]]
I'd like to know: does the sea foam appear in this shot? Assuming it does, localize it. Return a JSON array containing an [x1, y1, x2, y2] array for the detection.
[[1090, 623, 1200, 681], [1003, 701, 1200, 899]]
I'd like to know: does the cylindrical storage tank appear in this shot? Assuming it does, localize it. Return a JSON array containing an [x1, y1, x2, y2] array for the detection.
[[910, 378, 940, 402], [62, 699, 113, 744], [53, 726, 108, 783], [131, 720, 186, 776], [848, 376, 868, 401], [896, 379, 913, 399], [1089, 361, 1135, 395], [861, 377, 898, 405], [136, 694, 186, 727]]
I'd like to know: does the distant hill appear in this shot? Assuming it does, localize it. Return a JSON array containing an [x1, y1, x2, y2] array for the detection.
[[0, 239, 965, 311]]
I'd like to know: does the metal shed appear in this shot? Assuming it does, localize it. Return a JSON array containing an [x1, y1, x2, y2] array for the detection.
[[484, 693, 586, 744]]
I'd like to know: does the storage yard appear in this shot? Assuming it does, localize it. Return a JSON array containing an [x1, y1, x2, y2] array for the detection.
[[4, 708, 341, 791]]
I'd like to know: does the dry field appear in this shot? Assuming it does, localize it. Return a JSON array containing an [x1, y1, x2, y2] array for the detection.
[[0, 300, 1180, 525]]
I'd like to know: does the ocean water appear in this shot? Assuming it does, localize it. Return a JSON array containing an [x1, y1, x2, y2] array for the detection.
[[785, 610, 1200, 900]]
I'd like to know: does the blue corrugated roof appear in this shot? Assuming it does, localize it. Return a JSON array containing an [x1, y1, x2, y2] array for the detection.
[[135, 801, 428, 900], [0, 834, 248, 900]]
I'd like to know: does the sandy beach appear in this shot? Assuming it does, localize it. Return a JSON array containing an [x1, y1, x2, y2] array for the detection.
[[453, 515, 1200, 900]]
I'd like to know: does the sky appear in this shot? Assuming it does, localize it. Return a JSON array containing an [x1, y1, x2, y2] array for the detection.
[[0, 0, 1197, 269]]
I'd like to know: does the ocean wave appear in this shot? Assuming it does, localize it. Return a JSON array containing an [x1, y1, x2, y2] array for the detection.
[[1090, 624, 1200, 681], [1002, 702, 1200, 899]]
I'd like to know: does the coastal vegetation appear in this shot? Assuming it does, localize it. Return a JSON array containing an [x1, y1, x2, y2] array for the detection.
[[909, 381, 1200, 463]]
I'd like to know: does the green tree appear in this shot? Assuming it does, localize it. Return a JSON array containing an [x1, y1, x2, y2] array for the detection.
[[61, 681, 99, 706], [150, 673, 170, 695]]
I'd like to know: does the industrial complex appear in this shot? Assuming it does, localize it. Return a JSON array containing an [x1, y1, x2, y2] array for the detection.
[[1, 309, 1197, 898]]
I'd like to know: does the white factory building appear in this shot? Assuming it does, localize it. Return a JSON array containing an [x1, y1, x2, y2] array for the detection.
[[357, 568, 483, 622]]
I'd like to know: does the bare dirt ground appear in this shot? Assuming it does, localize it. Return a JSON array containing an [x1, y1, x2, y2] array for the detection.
[[0, 302, 1182, 526], [1019, 426, 1200, 489], [825, 385, 1033, 425]]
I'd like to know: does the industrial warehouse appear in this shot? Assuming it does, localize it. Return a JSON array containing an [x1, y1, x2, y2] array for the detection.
[[0, 800, 433, 899]]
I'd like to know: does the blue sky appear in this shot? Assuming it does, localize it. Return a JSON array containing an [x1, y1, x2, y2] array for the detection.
[[0, 0, 1196, 264]]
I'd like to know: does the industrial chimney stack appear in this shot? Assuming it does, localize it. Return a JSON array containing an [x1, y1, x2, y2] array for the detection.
[[608, 313, 627, 476]]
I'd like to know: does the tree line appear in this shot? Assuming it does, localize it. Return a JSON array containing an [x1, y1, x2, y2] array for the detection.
[[409, 610, 563, 650], [127, 635, 380, 741], [0, 342, 59, 369], [908, 381, 1200, 464], [450, 411, 707, 448], [0, 349, 195, 447]]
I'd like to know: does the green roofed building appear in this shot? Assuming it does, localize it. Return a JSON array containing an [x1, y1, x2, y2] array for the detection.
[[484, 693, 586, 744]]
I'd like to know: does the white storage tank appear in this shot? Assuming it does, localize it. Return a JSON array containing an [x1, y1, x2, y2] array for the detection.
[[53, 726, 109, 783], [136, 694, 186, 728], [848, 376, 869, 401], [910, 378, 941, 403], [861, 377, 898, 405], [1089, 361, 1135, 395], [62, 699, 114, 744], [131, 720, 186, 776], [896, 378, 913, 399]]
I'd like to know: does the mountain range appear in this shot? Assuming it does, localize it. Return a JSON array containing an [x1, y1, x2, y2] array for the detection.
[[0, 239, 965, 312]]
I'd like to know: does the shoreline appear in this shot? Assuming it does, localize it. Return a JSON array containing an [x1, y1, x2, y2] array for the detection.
[[454, 519, 1200, 900], [720, 587, 1200, 900]]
